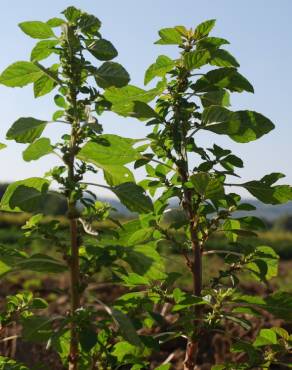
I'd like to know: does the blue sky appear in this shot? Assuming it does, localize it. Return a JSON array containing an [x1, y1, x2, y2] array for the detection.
[[0, 0, 291, 198]]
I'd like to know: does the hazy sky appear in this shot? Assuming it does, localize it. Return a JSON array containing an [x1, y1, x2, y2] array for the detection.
[[0, 1, 291, 198]]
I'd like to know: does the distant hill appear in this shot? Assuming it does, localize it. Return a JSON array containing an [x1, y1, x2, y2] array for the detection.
[[109, 198, 292, 222], [107, 197, 292, 222], [1, 182, 292, 221], [236, 200, 292, 221]]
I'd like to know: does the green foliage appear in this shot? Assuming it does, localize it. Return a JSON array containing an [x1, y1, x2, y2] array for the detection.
[[78, 135, 141, 167], [95, 61, 130, 88], [0, 10, 291, 370], [22, 138, 53, 161], [0, 357, 30, 370], [19, 21, 56, 39], [242, 173, 292, 204], [0, 177, 49, 212], [193, 67, 254, 93], [155, 27, 183, 45], [31, 40, 58, 62], [144, 55, 175, 85], [6, 117, 47, 143], [113, 182, 153, 213], [0, 61, 43, 87], [87, 39, 118, 61], [202, 106, 275, 142], [111, 17, 292, 370], [0, 6, 159, 370]]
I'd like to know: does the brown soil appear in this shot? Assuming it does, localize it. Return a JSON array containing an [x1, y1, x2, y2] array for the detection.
[[1, 263, 292, 370]]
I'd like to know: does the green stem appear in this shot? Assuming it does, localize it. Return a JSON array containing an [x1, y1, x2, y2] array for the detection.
[[68, 216, 80, 370], [67, 133, 80, 370], [171, 65, 203, 369], [63, 24, 81, 370]]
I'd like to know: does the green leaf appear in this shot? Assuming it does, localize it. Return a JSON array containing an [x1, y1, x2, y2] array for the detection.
[[121, 272, 150, 287], [112, 100, 159, 120], [264, 291, 292, 321], [230, 111, 274, 143], [232, 306, 261, 317], [112, 308, 143, 347], [52, 110, 64, 121], [242, 175, 292, 204], [95, 62, 130, 88], [197, 37, 229, 49], [144, 55, 175, 85], [105, 84, 162, 119], [224, 314, 252, 330], [19, 21, 55, 39], [0, 143, 6, 150], [6, 117, 47, 143], [31, 40, 58, 62], [223, 219, 241, 242], [155, 365, 171, 370], [271, 327, 289, 340], [113, 182, 153, 213], [105, 85, 162, 106], [78, 135, 141, 168], [0, 260, 11, 276], [0, 61, 43, 87], [31, 297, 48, 309], [184, 49, 210, 70], [124, 243, 165, 280], [46, 17, 65, 27], [194, 19, 216, 39], [210, 49, 240, 68], [0, 245, 27, 276], [130, 101, 160, 120], [211, 366, 225, 370], [116, 219, 143, 246], [247, 246, 279, 281], [16, 254, 66, 273], [33, 63, 58, 98], [62, 6, 82, 23], [23, 138, 53, 161], [173, 288, 203, 306], [200, 90, 230, 107], [202, 106, 275, 143], [34, 73, 56, 98], [78, 13, 101, 35], [54, 94, 67, 108], [127, 228, 154, 246], [238, 216, 266, 231], [87, 39, 118, 61], [79, 327, 97, 351], [155, 27, 182, 45], [222, 154, 243, 168], [0, 357, 30, 370], [193, 67, 254, 93], [112, 341, 142, 362], [21, 316, 52, 343], [253, 329, 277, 347], [190, 172, 224, 200], [0, 177, 49, 212], [103, 165, 135, 186], [237, 203, 256, 211], [261, 172, 285, 185]]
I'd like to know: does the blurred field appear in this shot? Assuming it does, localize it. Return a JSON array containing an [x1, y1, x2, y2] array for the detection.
[[1, 210, 292, 369], [1, 211, 292, 292]]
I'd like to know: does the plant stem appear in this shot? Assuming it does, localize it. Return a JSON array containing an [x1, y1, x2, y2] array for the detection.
[[67, 135, 80, 370], [68, 217, 80, 370], [64, 24, 81, 370], [180, 171, 202, 370], [172, 66, 203, 369]]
